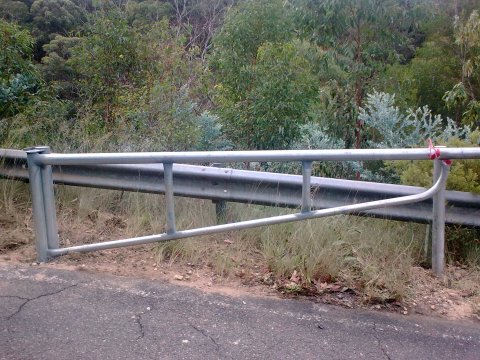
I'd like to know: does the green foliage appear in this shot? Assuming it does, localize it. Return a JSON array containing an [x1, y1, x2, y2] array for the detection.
[[288, 123, 352, 178], [211, 0, 367, 150], [70, 10, 143, 123], [0, 20, 37, 83], [125, 83, 202, 152], [444, 10, 480, 126], [126, 0, 172, 27], [211, 1, 324, 149], [211, 0, 295, 97], [307, 78, 357, 147], [170, 0, 235, 60], [1, 7, 213, 153], [295, 0, 411, 103], [0, 20, 40, 117], [40, 34, 81, 97], [30, 0, 85, 35], [359, 91, 471, 148], [215, 40, 319, 149], [380, 33, 460, 116], [62, 11, 209, 151], [194, 112, 233, 151], [392, 132, 480, 192], [0, 0, 30, 22], [0, 96, 75, 149]]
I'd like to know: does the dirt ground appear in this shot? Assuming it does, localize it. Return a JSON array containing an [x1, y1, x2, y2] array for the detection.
[[2, 239, 479, 323], [1, 205, 479, 323]]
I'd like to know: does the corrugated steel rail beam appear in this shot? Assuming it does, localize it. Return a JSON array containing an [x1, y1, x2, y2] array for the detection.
[[1, 149, 479, 227]]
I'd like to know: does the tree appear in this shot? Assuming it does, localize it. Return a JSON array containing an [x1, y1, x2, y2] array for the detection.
[[378, 15, 461, 117], [294, 0, 413, 152], [31, 0, 85, 35], [215, 40, 319, 149], [0, 1, 30, 22], [66, 9, 208, 151], [211, 0, 295, 97], [443, 10, 480, 127], [211, 0, 307, 149], [171, 0, 235, 60], [0, 20, 40, 118], [126, 0, 172, 27], [70, 10, 141, 123], [40, 34, 81, 98]]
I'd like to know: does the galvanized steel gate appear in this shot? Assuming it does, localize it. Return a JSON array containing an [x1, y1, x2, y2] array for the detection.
[[16, 146, 480, 275]]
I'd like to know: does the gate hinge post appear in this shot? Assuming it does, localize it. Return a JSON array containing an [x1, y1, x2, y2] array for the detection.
[[25, 146, 59, 262]]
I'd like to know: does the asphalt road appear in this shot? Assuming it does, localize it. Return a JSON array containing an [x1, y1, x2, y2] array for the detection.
[[1, 263, 479, 360]]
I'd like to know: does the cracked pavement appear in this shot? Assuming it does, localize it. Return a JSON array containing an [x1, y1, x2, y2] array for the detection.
[[1, 263, 479, 360]]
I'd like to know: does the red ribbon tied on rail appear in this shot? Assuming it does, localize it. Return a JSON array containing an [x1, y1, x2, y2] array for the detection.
[[427, 139, 452, 165]]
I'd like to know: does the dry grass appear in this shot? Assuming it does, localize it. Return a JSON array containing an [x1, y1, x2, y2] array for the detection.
[[153, 199, 426, 301], [250, 212, 425, 301], [0, 180, 33, 251], [446, 265, 480, 316], [0, 179, 474, 303], [473, 295, 480, 316]]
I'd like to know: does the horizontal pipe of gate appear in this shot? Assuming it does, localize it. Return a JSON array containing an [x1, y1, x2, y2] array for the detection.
[[2, 146, 480, 275], [2, 149, 480, 226], [27, 147, 480, 164]]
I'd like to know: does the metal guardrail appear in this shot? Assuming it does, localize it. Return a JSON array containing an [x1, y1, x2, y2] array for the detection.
[[2, 146, 480, 275], [2, 149, 479, 226]]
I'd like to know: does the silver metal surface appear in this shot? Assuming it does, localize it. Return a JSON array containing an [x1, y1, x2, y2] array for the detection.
[[163, 162, 176, 234], [2, 147, 478, 275], [25, 149, 49, 262], [212, 163, 227, 224], [47, 164, 448, 257], [432, 160, 449, 275], [37, 146, 59, 251], [2, 149, 480, 226], [301, 161, 312, 213], [30, 147, 480, 166]]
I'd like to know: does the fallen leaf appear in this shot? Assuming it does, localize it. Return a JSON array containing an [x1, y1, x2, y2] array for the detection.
[[290, 270, 301, 284]]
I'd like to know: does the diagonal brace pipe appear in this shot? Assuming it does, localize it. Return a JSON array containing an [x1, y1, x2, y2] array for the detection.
[[47, 162, 450, 258]]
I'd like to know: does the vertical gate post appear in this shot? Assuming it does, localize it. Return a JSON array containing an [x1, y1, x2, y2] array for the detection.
[[301, 161, 312, 212], [163, 162, 176, 234], [432, 160, 450, 276], [25, 147, 50, 262], [36, 146, 60, 251], [212, 163, 227, 224]]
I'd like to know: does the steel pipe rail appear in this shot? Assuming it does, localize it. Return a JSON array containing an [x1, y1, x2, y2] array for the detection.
[[26, 147, 480, 166], [47, 162, 450, 257], [2, 149, 480, 226], [2, 146, 480, 276]]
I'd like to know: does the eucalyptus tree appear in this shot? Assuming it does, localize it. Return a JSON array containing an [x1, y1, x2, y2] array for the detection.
[[443, 10, 480, 127], [69, 9, 142, 124], [171, 0, 236, 60], [0, 20, 40, 118], [293, 0, 414, 150], [0, 1, 30, 22], [40, 34, 81, 98], [211, 0, 321, 150], [126, 0, 173, 26], [31, 0, 85, 34]]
